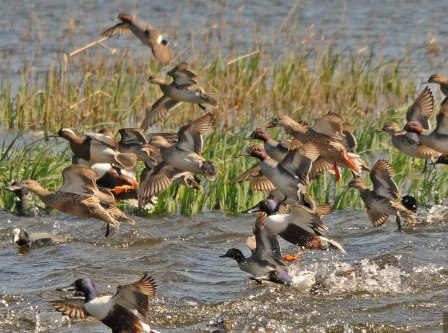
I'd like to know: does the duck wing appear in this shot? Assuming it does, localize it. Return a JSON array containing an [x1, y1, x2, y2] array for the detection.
[[138, 162, 187, 205], [168, 62, 200, 87], [119, 128, 148, 145], [177, 112, 214, 153], [369, 160, 399, 199], [289, 204, 329, 237], [146, 27, 174, 66], [141, 96, 183, 130], [85, 133, 119, 149], [341, 122, 357, 152], [280, 143, 319, 184], [60, 165, 99, 197], [253, 213, 284, 265], [406, 86, 434, 130], [311, 112, 345, 140], [113, 273, 157, 317], [434, 101, 448, 135], [229, 164, 262, 184], [101, 21, 133, 38], [49, 299, 90, 319]]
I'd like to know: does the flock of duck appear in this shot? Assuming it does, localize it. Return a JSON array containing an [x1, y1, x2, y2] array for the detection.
[[5, 11, 448, 333]]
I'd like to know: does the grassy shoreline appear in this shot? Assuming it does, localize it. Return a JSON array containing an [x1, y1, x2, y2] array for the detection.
[[1, 47, 447, 214]]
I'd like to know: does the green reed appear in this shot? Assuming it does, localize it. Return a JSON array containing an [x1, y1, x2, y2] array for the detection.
[[1, 38, 447, 214]]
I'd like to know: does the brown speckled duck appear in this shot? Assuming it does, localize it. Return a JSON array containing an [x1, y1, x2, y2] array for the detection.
[[382, 87, 441, 161], [243, 142, 319, 204], [346, 160, 416, 229], [424, 73, 448, 104], [101, 11, 173, 66], [405, 100, 448, 154], [262, 113, 358, 181], [141, 67, 217, 129], [138, 113, 215, 206], [16, 165, 134, 236]]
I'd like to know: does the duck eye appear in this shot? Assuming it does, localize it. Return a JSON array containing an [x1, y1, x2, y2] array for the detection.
[[144, 29, 150, 36]]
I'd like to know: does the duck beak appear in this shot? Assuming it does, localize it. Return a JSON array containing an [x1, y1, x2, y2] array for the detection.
[[242, 202, 261, 214], [219, 253, 230, 258], [4, 183, 23, 192], [56, 282, 77, 292], [421, 80, 429, 84], [48, 134, 60, 138]]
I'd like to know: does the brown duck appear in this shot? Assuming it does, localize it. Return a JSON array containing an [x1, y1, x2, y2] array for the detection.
[[101, 11, 173, 65], [15, 165, 134, 236]]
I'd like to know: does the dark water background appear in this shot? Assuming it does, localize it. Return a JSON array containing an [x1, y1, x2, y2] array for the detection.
[[1, 1, 448, 332]]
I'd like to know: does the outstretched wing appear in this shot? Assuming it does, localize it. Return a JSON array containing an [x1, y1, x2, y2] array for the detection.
[[113, 273, 157, 317], [369, 160, 399, 199], [49, 299, 90, 319]]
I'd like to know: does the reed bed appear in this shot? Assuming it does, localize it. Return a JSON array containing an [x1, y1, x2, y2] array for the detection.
[[1, 33, 447, 214]]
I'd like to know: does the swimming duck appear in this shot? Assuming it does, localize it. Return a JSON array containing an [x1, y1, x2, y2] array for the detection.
[[242, 143, 319, 204], [138, 113, 215, 205], [345, 160, 416, 229], [382, 87, 441, 161], [12, 228, 67, 248], [55, 128, 137, 169], [405, 101, 448, 154], [16, 165, 134, 237], [101, 11, 173, 66], [262, 113, 359, 180], [220, 213, 292, 284], [248, 199, 346, 253], [50, 273, 161, 333], [424, 73, 448, 105], [141, 69, 217, 129]]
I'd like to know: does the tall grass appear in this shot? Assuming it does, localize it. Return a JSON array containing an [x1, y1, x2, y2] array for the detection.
[[1, 28, 447, 214]]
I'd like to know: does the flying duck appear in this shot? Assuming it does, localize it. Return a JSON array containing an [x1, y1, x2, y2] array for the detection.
[[101, 11, 173, 66], [50, 273, 161, 333]]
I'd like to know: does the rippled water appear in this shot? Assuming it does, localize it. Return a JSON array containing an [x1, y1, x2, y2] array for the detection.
[[0, 206, 447, 332], [2, 0, 448, 87]]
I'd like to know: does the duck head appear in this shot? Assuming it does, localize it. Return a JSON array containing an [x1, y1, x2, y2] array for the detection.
[[117, 11, 133, 23], [404, 121, 425, 135], [240, 145, 268, 160], [345, 178, 368, 191], [17, 180, 41, 191], [57, 278, 97, 302], [424, 73, 447, 84], [12, 228, 31, 247], [261, 117, 281, 129], [243, 198, 283, 215], [248, 128, 270, 141], [220, 248, 245, 262], [382, 122, 402, 134], [147, 74, 167, 85], [54, 128, 78, 140], [5, 181, 27, 199]]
